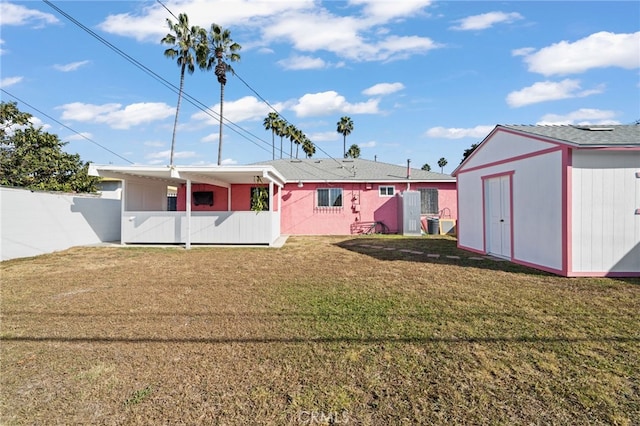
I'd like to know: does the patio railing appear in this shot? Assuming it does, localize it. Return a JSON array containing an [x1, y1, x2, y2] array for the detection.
[[122, 211, 279, 245]]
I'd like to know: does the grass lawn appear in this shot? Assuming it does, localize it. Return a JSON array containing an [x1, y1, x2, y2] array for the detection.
[[1, 236, 639, 425]]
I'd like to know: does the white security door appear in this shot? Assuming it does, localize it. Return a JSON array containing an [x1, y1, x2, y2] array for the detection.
[[485, 175, 511, 258]]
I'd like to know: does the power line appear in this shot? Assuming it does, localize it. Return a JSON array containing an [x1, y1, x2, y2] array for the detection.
[[156, 0, 178, 21], [42, 0, 275, 160], [43, 0, 347, 169], [1, 89, 134, 164], [153, 0, 346, 168]]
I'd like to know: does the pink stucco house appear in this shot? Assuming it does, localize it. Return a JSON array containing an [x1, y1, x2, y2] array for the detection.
[[257, 158, 457, 235], [90, 158, 456, 246]]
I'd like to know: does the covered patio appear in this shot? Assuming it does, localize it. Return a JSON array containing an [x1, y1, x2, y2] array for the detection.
[[89, 165, 286, 247]]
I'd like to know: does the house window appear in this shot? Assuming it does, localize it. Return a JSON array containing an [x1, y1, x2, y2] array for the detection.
[[251, 187, 269, 210], [419, 188, 439, 215], [317, 188, 343, 207], [193, 191, 214, 206], [379, 186, 395, 197]]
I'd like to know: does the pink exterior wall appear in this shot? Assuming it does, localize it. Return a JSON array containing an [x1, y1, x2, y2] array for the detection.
[[177, 181, 455, 235], [177, 183, 228, 211], [280, 182, 457, 235], [177, 183, 278, 212]]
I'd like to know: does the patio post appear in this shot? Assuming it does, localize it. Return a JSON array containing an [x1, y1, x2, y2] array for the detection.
[[186, 178, 191, 250]]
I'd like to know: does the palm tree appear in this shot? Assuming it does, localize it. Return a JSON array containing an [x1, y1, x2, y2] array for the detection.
[[290, 126, 304, 159], [287, 124, 299, 159], [161, 13, 206, 167], [202, 24, 241, 165], [302, 136, 316, 158], [263, 112, 279, 160], [421, 163, 431, 171], [346, 144, 360, 159], [336, 116, 354, 158], [279, 120, 291, 158], [438, 157, 448, 173]]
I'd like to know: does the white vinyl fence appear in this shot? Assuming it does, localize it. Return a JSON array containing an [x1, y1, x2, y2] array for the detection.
[[0, 187, 121, 261]]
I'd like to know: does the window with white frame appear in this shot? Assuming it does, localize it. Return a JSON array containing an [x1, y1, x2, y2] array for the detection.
[[317, 188, 343, 207], [379, 186, 395, 197]]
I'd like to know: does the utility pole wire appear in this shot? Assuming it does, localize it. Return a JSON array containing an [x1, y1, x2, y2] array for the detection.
[[42, 0, 275, 158]]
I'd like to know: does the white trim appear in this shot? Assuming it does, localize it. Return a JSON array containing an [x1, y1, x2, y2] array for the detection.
[[378, 186, 395, 197]]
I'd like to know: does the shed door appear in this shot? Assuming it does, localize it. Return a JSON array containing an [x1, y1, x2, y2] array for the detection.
[[485, 175, 511, 258]]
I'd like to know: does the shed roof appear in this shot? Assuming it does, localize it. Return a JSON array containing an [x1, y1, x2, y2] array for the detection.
[[256, 158, 455, 183], [500, 124, 640, 147]]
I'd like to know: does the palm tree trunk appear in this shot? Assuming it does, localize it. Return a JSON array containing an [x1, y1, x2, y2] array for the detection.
[[271, 130, 275, 160], [343, 135, 346, 158], [170, 64, 186, 167], [279, 135, 283, 159], [217, 81, 224, 165]]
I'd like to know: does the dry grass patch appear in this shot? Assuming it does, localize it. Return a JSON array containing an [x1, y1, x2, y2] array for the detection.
[[1, 236, 639, 424]]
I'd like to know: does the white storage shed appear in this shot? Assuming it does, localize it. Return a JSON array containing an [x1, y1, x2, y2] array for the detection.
[[452, 124, 639, 277]]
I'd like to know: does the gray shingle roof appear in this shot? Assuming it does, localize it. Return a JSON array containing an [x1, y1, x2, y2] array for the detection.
[[255, 158, 455, 182], [500, 124, 640, 147]]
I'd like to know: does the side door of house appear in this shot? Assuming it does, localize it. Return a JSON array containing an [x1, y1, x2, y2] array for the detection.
[[485, 175, 511, 258]]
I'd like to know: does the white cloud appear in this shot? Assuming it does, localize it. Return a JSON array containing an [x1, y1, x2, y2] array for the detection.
[[58, 102, 174, 129], [201, 133, 219, 144], [506, 79, 604, 108], [144, 141, 165, 147], [221, 158, 238, 165], [99, 1, 440, 63], [349, 0, 432, 23], [66, 132, 93, 141], [146, 150, 198, 161], [519, 31, 640, 76], [28, 116, 50, 131], [98, 1, 313, 42], [511, 47, 535, 57], [425, 125, 494, 139], [450, 11, 523, 31], [0, 39, 6, 55], [278, 55, 327, 70], [291, 91, 380, 117], [309, 131, 339, 142], [0, 2, 58, 26], [359, 140, 377, 148], [537, 108, 620, 125], [0, 76, 23, 88], [373, 35, 441, 62], [53, 60, 91, 72], [362, 82, 405, 96], [191, 96, 281, 125]]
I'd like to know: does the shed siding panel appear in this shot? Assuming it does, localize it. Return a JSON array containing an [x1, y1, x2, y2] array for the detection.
[[511, 151, 563, 270], [571, 151, 640, 274], [456, 172, 485, 251]]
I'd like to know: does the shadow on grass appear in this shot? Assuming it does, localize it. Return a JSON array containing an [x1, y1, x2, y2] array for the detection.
[[335, 236, 551, 276]]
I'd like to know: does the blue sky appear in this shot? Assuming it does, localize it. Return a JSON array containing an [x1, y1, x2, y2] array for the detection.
[[1, 1, 638, 173]]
